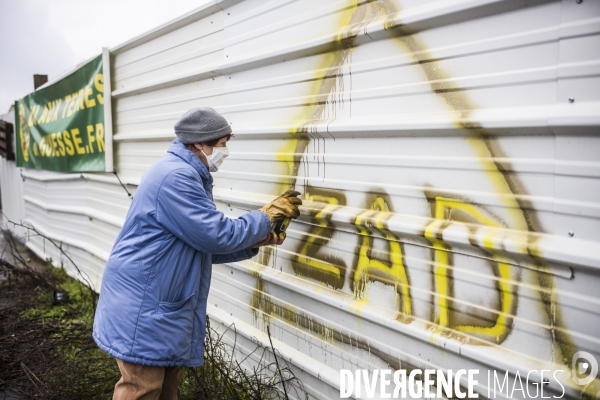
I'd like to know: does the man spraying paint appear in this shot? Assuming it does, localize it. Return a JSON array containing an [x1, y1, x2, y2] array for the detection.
[[92, 107, 302, 400]]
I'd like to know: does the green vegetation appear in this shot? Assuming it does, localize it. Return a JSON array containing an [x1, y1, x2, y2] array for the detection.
[[0, 259, 120, 399], [0, 256, 301, 400]]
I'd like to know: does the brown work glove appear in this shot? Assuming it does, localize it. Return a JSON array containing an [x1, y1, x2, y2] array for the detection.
[[259, 190, 302, 223]]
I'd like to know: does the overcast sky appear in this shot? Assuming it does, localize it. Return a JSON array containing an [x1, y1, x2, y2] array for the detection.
[[0, 0, 208, 113]]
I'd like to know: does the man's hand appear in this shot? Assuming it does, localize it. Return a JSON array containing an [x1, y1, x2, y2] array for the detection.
[[251, 232, 285, 248]]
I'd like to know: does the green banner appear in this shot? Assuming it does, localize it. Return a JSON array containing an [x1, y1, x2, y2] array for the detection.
[[15, 54, 106, 172]]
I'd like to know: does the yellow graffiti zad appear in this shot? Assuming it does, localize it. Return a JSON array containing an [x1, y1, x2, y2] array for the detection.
[[424, 197, 515, 342], [297, 194, 342, 278], [352, 197, 411, 316], [293, 190, 347, 289], [269, 3, 585, 394], [277, 0, 364, 192]]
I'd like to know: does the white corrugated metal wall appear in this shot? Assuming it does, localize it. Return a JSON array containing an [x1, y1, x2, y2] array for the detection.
[[2, 0, 600, 398], [0, 111, 27, 239]]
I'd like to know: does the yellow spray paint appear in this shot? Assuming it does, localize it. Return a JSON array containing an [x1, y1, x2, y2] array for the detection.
[[369, 0, 582, 385], [297, 194, 342, 277], [276, 0, 365, 193], [349, 289, 369, 330], [292, 188, 347, 288], [265, 1, 589, 394], [351, 197, 412, 317], [424, 197, 517, 342]]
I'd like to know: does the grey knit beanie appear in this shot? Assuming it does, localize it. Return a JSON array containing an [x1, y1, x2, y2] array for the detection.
[[174, 107, 232, 144]]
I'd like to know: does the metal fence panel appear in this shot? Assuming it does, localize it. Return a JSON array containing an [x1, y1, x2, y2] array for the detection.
[[2, 1, 599, 398]]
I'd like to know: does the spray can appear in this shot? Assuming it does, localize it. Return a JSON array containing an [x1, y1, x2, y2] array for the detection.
[[273, 217, 291, 240]]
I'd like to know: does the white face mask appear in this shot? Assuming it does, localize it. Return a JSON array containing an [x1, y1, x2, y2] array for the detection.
[[198, 145, 229, 172]]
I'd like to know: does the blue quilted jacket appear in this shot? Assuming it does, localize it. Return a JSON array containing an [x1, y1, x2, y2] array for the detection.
[[93, 139, 271, 366]]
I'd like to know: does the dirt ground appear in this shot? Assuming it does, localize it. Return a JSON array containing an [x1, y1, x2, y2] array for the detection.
[[0, 227, 120, 400], [0, 231, 46, 400]]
